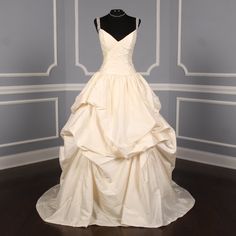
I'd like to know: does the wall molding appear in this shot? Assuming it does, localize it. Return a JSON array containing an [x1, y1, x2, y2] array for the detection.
[[0, 83, 236, 94], [0, 145, 235, 170], [0, 0, 57, 77], [74, 0, 160, 76], [177, 0, 236, 77], [177, 146, 236, 170], [0, 146, 59, 170], [176, 96, 236, 148], [0, 97, 59, 148]]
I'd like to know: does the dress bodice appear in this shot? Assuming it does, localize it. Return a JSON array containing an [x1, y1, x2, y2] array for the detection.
[[96, 17, 139, 75]]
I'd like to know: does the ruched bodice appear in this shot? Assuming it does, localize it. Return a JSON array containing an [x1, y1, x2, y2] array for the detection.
[[97, 17, 139, 75]]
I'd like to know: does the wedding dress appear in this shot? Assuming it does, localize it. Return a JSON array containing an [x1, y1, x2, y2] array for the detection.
[[36, 17, 195, 228]]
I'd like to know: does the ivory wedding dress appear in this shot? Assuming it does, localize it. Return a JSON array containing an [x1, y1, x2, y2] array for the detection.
[[36, 17, 195, 228]]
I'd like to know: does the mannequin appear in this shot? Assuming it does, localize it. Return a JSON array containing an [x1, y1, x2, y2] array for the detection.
[[94, 9, 141, 42]]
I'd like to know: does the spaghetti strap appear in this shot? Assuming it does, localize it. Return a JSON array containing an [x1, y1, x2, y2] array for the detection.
[[96, 17, 100, 31], [136, 17, 139, 30]]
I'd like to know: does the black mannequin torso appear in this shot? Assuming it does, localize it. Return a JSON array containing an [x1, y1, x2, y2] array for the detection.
[[94, 9, 141, 42]]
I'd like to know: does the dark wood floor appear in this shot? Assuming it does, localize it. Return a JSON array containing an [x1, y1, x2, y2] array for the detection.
[[0, 157, 235, 236]]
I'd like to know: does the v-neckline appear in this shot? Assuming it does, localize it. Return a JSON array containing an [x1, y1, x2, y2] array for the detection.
[[99, 28, 137, 43]]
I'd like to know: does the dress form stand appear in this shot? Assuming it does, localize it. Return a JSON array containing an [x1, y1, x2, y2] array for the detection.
[[94, 9, 141, 41]]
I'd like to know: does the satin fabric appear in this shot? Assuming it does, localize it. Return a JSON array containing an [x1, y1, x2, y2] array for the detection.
[[36, 17, 195, 227]]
